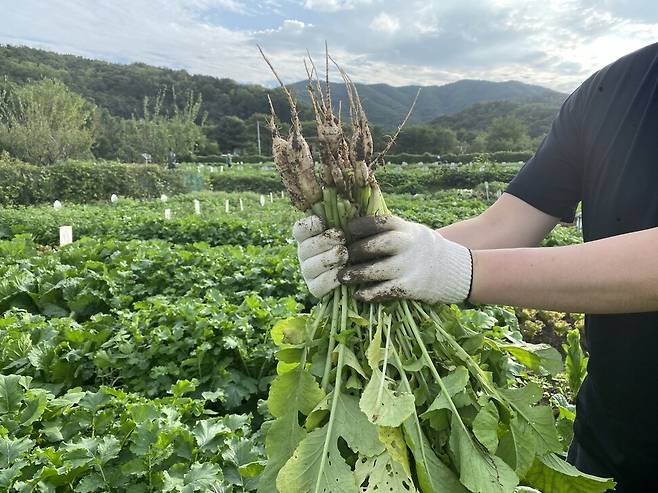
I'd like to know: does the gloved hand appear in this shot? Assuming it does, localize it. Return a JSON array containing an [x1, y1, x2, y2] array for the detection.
[[292, 215, 348, 298], [338, 215, 473, 304]]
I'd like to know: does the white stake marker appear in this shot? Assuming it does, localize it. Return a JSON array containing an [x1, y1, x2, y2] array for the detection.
[[239, 198, 244, 211], [225, 199, 230, 213], [161, 194, 168, 203], [53, 200, 62, 210], [220, 166, 224, 173], [280, 190, 284, 199], [194, 199, 201, 215], [110, 194, 118, 203], [260, 195, 266, 207], [484, 182, 490, 201], [164, 208, 172, 219], [269, 192, 273, 203], [59, 226, 73, 246]]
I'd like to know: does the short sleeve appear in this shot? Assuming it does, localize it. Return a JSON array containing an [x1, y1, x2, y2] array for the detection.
[[505, 76, 593, 222]]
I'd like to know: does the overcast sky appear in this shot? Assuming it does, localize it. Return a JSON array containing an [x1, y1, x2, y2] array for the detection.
[[1, 0, 657, 92]]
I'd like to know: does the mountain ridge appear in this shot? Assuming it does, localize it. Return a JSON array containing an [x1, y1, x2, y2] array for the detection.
[[0, 44, 565, 135], [289, 79, 566, 129]]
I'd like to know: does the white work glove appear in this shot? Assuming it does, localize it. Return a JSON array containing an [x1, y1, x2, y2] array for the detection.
[[292, 215, 348, 298], [338, 215, 473, 304]]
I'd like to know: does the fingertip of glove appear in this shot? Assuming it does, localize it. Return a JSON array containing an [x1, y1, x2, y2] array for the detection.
[[293, 215, 326, 241], [308, 268, 341, 299], [352, 289, 370, 302], [336, 266, 353, 284]]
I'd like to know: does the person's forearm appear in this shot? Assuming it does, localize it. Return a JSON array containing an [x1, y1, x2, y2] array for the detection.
[[438, 194, 559, 250], [438, 216, 496, 249], [469, 227, 658, 313], [439, 214, 551, 250]]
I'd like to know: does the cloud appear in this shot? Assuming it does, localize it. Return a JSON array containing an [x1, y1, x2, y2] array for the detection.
[[0, 0, 657, 93], [0, 1, 265, 80], [200, 0, 250, 14], [303, 0, 372, 12], [255, 18, 313, 35], [282, 19, 312, 31], [370, 13, 400, 34]]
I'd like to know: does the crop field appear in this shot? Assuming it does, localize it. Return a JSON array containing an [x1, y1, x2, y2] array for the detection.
[[0, 178, 587, 491]]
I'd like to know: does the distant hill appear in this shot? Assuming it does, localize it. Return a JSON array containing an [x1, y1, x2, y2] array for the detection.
[[432, 100, 561, 138], [0, 44, 306, 124], [290, 79, 566, 129]]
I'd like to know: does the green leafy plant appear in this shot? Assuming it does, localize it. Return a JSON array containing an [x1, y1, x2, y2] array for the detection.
[[563, 329, 588, 396], [0, 375, 263, 491]]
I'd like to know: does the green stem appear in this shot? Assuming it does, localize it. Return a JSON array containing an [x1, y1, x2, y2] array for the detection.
[[311, 202, 326, 220], [296, 299, 329, 372], [307, 300, 329, 342], [400, 301, 463, 419], [375, 309, 392, 407], [336, 200, 347, 231], [394, 312, 433, 408], [368, 304, 374, 342], [359, 186, 372, 213], [415, 302, 500, 398], [329, 188, 340, 228], [313, 286, 349, 493], [340, 285, 349, 342], [320, 289, 341, 391], [98, 463, 108, 485], [390, 346, 431, 475], [350, 296, 365, 359], [322, 188, 337, 227]]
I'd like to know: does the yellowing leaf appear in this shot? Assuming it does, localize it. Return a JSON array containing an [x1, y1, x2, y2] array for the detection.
[[360, 367, 415, 427], [378, 426, 412, 478], [271, 316, 308, 348], [354, 451, 417, 493]]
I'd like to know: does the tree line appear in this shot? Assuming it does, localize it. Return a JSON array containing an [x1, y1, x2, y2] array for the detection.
[[0, 79, 207, 165], [0, 77, 547, 166], [0, 45, 557, 165]]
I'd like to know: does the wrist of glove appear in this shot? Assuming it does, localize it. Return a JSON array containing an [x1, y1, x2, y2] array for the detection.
[[292, 214, 473, 304], [338, 215, 473, 304]]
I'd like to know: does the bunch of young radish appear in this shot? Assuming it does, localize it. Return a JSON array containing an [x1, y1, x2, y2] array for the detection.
[[256, 46, 615, 493]]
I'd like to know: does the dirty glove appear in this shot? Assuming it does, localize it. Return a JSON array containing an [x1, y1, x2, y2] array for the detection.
[[338, 215, 473, 304], [292, 215, 348, 298]]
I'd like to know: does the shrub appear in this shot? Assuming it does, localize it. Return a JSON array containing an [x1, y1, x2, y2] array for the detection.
[[207, 171, 284, 193], [438, 150, 533, 164], [191, 154, 274, 164], [0, 79, 96, 165], [0, 159, 186, 205]]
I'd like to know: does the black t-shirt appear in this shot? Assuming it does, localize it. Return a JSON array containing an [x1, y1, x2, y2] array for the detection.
[[506, 43, 658, 488]]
